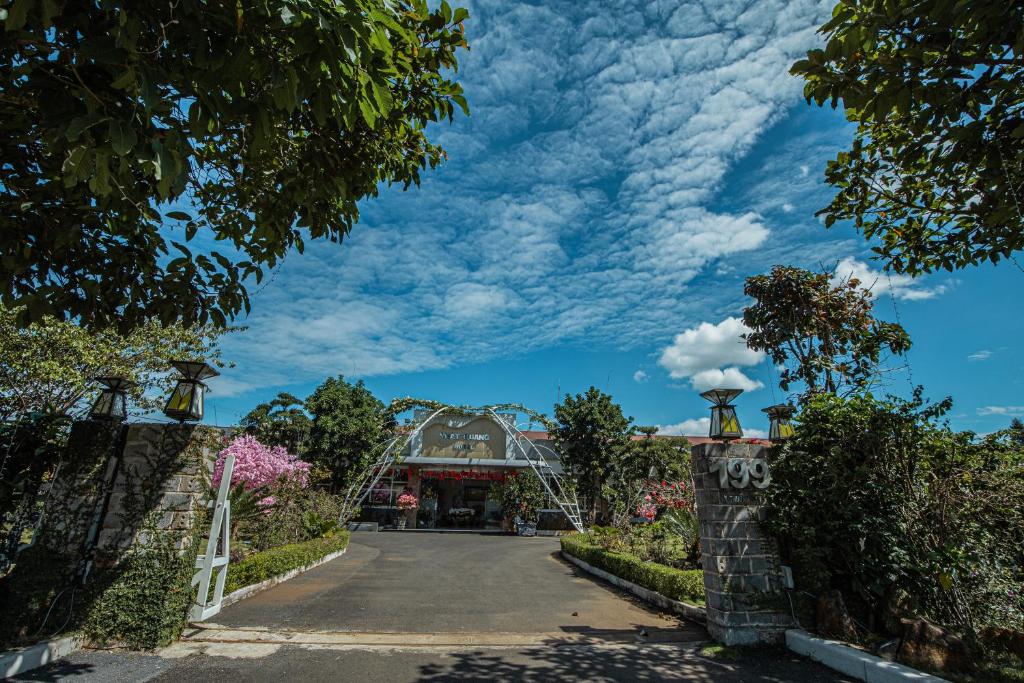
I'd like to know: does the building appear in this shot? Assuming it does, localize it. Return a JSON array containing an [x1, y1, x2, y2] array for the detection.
[[359, 410, 566, 530], [358, 408, 762, 531]]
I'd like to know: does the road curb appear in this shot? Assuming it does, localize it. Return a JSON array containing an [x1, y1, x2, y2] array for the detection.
[[214, 547, 348, 613], [785, 629, 948, 682], [1, 634, 84, 679], [560, 550, 706, 625]]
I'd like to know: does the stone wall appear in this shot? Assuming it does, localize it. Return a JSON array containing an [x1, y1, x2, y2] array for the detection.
[[692, 441, 793, 645]]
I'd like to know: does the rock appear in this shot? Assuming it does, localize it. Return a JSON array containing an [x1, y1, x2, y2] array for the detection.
[[982, 625, 1024, 658], [897, 617, 972, 673], [815, 590, 858, 642]]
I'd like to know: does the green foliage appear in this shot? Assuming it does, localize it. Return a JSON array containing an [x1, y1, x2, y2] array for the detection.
[[245, 482, 344, 551], [305, 376, 393, 491], [744, 265, 911, 397], [240, 392, 311, 454], [224, 532, 350, 595], [1, 0, 470, 331], [81, 529, 201, 649], [764, 391, 1024, 637], [793, 1, 1024, 273], [603, 427, 689, 524], [561, 533, 705, 606], [553, 387, 632, 521], [495, 470, 546, 523], [0, 305, 229, 420]]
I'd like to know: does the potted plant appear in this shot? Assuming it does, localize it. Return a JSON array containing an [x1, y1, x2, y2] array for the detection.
[[497, 471, 545, 536], [396, 490, 418, 530]]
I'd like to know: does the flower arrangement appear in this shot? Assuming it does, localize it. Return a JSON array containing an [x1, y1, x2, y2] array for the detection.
[[396, 491, 419, 511], [213, 435, 311, 496]]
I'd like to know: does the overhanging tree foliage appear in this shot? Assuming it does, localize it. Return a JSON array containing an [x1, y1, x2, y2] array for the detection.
[[743, 265, 911, 397], [794, 0, 1024, 273], [1, 0, 469, 331]]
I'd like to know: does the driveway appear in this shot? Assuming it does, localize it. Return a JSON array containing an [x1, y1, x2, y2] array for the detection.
[[18, 533, 853, 682]]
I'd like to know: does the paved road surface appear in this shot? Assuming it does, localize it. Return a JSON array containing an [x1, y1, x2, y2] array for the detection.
[[17, 533, 852, 682]]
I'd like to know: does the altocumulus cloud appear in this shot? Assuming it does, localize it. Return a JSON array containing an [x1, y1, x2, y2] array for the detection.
[[219, 0, 836, 394]]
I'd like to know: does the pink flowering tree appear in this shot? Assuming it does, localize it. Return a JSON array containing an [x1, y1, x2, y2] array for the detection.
[[213, 434, 311, 506]]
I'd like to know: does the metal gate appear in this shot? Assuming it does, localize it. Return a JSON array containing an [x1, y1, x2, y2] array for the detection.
[[190, 453, 233, 622]]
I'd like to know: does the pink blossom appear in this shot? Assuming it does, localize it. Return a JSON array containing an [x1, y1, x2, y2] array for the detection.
[[213, 435, 311, 492]]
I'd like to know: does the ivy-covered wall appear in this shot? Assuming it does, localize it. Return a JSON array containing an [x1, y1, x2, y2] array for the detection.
[[0, 422, 222, 649]]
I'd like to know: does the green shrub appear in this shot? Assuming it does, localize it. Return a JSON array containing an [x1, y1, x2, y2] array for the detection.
[[764, 391, 1024, 638], [224, 532, 350, 595], [561, 534, 705, 606]]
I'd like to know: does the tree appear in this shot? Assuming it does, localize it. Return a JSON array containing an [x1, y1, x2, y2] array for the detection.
[[0, 305, 228, 420], [603, 427, 687, 525], [1, 0, 469, 331], [304, 376, 392, 491], [240, 392, 311, 454], [793, 1, 1024, 274], [743, 265, 911, 397], [552, 387, 632, 523]]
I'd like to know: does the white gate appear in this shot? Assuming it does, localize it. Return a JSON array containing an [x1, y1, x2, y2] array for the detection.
[[190, 453, 233, 622]]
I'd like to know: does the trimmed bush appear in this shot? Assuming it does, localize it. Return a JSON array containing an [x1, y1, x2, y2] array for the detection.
[[561, 533, 705, 606], [224, 532, 350, 595]]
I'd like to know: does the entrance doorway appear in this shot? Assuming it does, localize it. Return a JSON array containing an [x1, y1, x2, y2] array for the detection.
[[419, 478, 502, 529]]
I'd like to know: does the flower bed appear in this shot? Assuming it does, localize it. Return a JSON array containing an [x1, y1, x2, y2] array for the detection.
[[224, 532, 350, 595], [561, 533, 705, 606]]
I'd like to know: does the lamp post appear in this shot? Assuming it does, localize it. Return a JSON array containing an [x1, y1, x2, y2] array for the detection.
[[89, 377, 135, 422], [163, 360, 219, 422], [700, 388, 743, 440], [762, 404, 796, 442]]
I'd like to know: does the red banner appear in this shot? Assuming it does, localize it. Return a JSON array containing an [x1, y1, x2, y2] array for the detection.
[[418, 469, 513, 482]]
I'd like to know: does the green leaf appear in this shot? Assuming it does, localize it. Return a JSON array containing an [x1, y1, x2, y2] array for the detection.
[[109, 120, 137, 156], [111, 69, 135, 90], [4, 0, 31, 30], [165, 211, 192, 221]]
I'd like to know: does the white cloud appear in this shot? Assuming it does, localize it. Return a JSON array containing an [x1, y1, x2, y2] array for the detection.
[[633, 369, 648, 383], [968, 350, 993, 362], [781, 202, 795, 213], [216, 1, 838, 392], [658, 417, 709, 436], [833, 257, 947, 301], [658, 317, 765, 392], [690, 367, 764, 392], [977, 406, 1024, 417], [657, 417, 767, 439]]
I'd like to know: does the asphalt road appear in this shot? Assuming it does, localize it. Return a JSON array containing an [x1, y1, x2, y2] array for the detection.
[[17, 532, 854, 682]]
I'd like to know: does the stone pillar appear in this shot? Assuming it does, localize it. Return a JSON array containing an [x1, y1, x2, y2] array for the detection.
[[692, 442, 793, 645]]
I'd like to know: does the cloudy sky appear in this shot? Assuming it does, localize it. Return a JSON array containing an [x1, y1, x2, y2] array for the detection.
[[205, 0, 1023, 436]]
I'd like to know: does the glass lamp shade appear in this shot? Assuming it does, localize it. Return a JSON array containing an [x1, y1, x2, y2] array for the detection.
[[89, 377, 135, 422], [762, 404, 796, 442], [169, 360, 220, 382], [700, 388, 744, 440], [163, 380, 206, 422]]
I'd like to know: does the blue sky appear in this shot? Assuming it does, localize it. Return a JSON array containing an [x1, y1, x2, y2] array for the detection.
[[202, 0, 1023, 436]]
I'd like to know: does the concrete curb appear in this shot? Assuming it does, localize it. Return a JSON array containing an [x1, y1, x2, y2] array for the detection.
[[1, 634, 84, 679], [215, 546, 348, 612], [560, 550, 706, 625], [786, 630, 949, 683]]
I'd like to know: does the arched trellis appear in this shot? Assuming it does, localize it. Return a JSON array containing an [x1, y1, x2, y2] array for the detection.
[[338, 399, 584, 533]]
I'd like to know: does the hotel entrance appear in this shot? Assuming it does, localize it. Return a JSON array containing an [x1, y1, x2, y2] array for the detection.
[[416, 469, 505, 529]]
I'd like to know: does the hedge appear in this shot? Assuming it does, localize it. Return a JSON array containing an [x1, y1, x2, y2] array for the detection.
[[561, 534, 705, 606], [224, 532, 350, 595]]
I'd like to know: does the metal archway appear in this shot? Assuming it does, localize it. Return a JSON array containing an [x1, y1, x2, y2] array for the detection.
[[338, 401, 584, 533]]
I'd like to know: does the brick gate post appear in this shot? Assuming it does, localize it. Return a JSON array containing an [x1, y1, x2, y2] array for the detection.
[[691, 441, 793, 645]]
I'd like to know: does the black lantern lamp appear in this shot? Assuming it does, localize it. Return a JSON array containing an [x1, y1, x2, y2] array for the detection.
[[89, 377, 135, 422], [700, 388, 744, 440], [762, 404, 796, 442], [163, 360, 219, 422]]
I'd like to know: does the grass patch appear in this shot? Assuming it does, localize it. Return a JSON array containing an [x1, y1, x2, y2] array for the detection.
[[560, 533, 705, 607], [699, 643, 740, 659], [224, 531, 350, 595]]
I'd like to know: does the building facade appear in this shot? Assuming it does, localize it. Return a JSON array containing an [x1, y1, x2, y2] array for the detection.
[[360, 410, 566, 530]]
